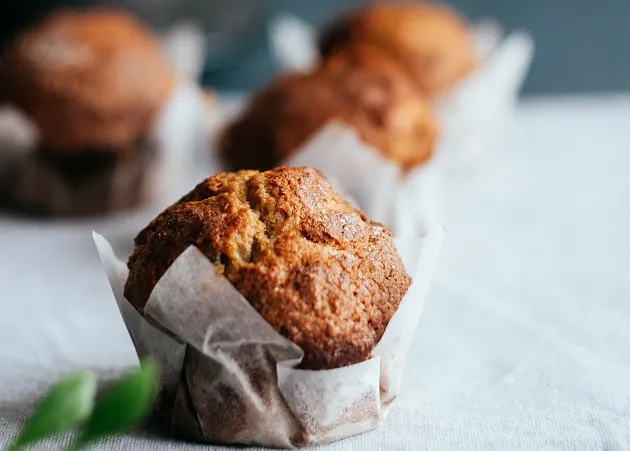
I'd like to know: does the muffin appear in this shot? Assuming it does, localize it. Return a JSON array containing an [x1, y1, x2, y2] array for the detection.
[[0, 7, 175, 215], [0, 7, 174, 151], [220, 44, 437, 172], [124, 166, 412, 370], [319, 1, 477, 96]]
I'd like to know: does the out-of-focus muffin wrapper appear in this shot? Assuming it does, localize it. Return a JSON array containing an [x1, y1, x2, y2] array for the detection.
[[269, 15, 534, 173], [0, 141, 158, 216], [0, 81, 213, 216], [94, 227, 444, 448], [283, 121, 443, 237]]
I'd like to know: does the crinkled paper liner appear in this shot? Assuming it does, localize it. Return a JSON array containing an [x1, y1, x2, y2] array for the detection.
[[0, 140, 158, 216], [94, 227, 444, 448], [0, 81, 211, 215], [269, 14, 535, 172]]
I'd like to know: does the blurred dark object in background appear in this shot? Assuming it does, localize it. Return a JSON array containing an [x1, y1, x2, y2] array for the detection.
[[108, 0, 267, 70], [0, 0, 87, 48], [1, 0, 629, 94], [0, 0, 267, 74]]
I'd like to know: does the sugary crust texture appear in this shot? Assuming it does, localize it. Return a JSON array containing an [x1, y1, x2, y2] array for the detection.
[[319, 1, 477, 95], [125, 167, 412, 370], [220, 44, 437, 171], [0, 8, 175, 153]]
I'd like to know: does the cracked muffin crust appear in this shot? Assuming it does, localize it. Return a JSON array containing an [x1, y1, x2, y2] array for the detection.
[[319, 1, 477, 96], [219, 44, 437, 172], [125, 167, 412, 370]]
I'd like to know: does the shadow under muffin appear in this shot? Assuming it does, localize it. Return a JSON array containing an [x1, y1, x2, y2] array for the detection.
[[0, 141, 157, 217]]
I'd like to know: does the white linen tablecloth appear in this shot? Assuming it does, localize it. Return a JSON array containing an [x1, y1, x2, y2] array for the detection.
[[0, 94, 629, 450]]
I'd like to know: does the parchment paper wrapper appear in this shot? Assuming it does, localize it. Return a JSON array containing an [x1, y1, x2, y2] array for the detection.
[[0, 137, 159, 216], [161, 21, 224, 160], [269, 14, 534, 173], [94, 227, 444, 448], [0, 80, 210, 216]]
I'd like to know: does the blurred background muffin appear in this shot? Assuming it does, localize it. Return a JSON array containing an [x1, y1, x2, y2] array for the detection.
[[220, 44, 437, 172], [1, 8, 174, 152], [0, 7, 176, 215], [319, 1, 477, 96]]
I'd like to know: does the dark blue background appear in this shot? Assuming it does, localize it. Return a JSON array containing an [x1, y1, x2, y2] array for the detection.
[[203, 0, 630, 95], [1, 0, 629, 94]]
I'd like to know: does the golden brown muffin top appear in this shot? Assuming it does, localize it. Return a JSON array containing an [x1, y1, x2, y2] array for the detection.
[[125, 167, 412, 370], [319, 1, 477, 95], [0, 8, 175, 153], [220, 44, 437, 171]]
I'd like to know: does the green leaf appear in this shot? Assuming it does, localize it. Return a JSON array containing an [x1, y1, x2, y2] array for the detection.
[[9, 371, 97, 449], [72, 360, 159, 449]]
